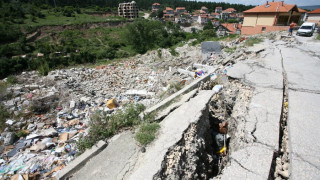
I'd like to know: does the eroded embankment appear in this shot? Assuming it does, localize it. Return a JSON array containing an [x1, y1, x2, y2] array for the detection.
[[154, 76, 252, 179]]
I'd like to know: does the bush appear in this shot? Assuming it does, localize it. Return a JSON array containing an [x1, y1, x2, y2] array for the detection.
[[38, 60, 50, 76], [135, 123, 160, 145], [244, 37, 263, 46], [0, 105, 9, 132], [227, 19, 239, 23], [6, 75, 18, 85], [77, 103, 146, 154], [203, 21, 214, 30]]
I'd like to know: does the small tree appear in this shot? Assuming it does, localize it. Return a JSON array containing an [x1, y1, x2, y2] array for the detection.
[[203, 20, 214, 30]]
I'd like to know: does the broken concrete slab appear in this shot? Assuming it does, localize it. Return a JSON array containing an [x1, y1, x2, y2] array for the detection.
[[56, 140, 107, 180], [288, 91, 320, 179], [177, 68, 194, 77], [220, 144, 275, 180], [125, 89, 155, 98], [70, 131, 139, 180], [280, 43, 320, 179], [245, 87, 282, 150], [155, 89, 198, 121], [126, 90, 215, 180], [227, 45, 283, 89], [143, 68, 216, 117]]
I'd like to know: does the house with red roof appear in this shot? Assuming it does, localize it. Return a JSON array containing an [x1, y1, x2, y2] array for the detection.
[[221, 23, 242, 34], [163, 7, 175, 21], [307, 8, 320, 25], [198, 14, 208, 24], [176, 7, 186, 15], [152, 3, 161, 12], [241, 1, 303, 35], [215, 7, 222, 14], [201, 6, 209, 13]]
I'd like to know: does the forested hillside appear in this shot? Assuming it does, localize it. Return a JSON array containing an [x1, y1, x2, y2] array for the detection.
[[0, 0, 251, 79]]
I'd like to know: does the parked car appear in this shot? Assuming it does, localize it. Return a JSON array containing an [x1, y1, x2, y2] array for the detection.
[[296, 22, 316, 37]]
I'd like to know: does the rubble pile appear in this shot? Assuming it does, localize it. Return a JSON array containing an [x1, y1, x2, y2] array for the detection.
[[0, 33, 277, 178], [0, 42, 204, 179]]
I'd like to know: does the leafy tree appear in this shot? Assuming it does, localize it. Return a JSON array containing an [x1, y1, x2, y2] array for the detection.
[[227, 19, 239, 23], [203, 20, 214, 30]]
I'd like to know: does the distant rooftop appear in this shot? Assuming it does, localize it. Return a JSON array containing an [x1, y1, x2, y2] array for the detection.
[[244, 1, 298, 13]]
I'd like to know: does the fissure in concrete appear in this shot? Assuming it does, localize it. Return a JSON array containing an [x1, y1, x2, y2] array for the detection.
[[271, 47, 290, 179]]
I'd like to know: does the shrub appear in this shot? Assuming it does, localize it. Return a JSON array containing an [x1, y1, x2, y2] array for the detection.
[[38, 60, 50, 76], [136, 123, 160, 145], [6, 75, 18, 85], [0, 105, 9, 132], [77, 103, 146, 154], [244, 37, 263, 46]]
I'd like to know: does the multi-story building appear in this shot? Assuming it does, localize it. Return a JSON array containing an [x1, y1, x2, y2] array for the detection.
[[152, 3, 161, 12], [118, 1, 139, 19], [215, 7, 222, 13], [163, 7, 175, 21], [176, 7, 186, 15], [307, 8, 320, 24], [241, 1, 302, 35], [201, 6, 209, 13]]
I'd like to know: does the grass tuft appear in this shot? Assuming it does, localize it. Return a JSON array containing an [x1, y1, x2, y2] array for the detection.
[[244, 37, 263, 46], [135, 123, 160, 146]]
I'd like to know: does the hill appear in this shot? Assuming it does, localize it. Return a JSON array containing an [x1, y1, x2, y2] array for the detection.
[[299, 5, 320, 11]]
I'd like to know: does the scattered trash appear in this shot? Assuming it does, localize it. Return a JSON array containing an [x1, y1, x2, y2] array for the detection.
[[212, 85, 223, 93], [106, 98, 119, 109]]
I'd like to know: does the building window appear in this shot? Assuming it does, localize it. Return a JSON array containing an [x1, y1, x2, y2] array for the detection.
[[262, 27, 266, 32]]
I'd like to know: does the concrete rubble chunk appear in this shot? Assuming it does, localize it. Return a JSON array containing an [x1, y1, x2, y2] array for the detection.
[[4, 132, 17, 146]]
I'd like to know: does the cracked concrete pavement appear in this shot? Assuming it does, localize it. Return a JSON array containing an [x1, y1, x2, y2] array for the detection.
[[280, 35, 320, 179], [70, 131, 140, 180], [220, 39, 283, 179], [221, 33, 320, 179]]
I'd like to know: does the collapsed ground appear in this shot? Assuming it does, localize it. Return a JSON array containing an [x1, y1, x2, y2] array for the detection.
[[0, 31, 298, 179]]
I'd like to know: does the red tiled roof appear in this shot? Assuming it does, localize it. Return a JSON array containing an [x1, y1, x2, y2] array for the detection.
[[201, 6, 208, 9], [152, 3, 160, 5], [309, 8, 320, 14], [200, 14, 208, 18], [176, 7, 186, 10], [222, 23, 242, 33], [200, 10, 207, 14], [224, 8, 236, 12], [298, 8, 307, 13], [212, 13, 220, 15], [216, 7, 222, 9], [166, 7, 173, 11], [243, 1, 297, 13]]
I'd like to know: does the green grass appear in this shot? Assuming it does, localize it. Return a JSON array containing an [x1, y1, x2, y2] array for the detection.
[[224, 47, 237, 53], [317, 34, 320, 40], [76, 103, 146, 154], [0, 105, 10, 132], [20, 10, 125, 29], [135, 123, 160, 145], [244, 37, 263, 46]]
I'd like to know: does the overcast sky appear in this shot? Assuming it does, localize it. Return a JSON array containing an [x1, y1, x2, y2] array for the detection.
[[197, 0, 319, 6]]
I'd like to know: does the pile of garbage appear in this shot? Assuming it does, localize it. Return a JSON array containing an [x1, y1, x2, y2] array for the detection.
[[0, 33, 278, 178], [0, 43, 203, 179]]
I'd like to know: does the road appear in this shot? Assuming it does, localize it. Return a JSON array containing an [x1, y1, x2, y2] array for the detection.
[[220, 32, 320, 179], [283, 32, 320, 179]]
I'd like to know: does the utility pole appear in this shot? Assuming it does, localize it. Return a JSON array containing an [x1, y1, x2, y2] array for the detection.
[[53, 0, 56, 8]]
